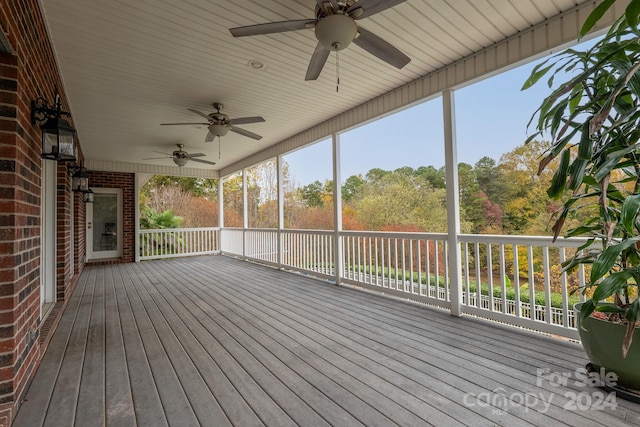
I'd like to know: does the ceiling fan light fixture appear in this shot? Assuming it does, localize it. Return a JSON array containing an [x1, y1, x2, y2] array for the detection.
[[315, 13, 357, 51], [208, 123, 229, 137], [173, 156, 189, 167]]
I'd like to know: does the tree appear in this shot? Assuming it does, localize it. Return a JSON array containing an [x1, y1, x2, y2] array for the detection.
[[299, 180, 325, 207], [474, 156, 509, 207], [416, 165, 446, 189], [457, 162, 484, 232], [223, 173, 243, 227], [342, 175, 365, 202], [353, 169, 449, 232]]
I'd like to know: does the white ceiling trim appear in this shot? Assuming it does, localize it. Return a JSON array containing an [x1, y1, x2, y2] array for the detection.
[[220, 0, 626, 177], [86, 160, 219, 179]]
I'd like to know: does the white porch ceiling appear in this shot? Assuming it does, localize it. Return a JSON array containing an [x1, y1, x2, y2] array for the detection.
[[39, 0, 598, 176]]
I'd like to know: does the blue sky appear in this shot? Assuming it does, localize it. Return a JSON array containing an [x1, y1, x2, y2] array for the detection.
[[283, 37, 597, 187]]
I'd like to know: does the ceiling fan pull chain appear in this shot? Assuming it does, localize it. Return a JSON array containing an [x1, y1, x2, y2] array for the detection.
[[218, 136, 222, 159], [336, 50, 340, 93]]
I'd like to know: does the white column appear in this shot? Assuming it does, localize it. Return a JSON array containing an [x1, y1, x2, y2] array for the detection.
[[277, 155, 284, 269], [218, 176, 224, 252], [242, 169, 248, 258], [134, 174, 140, 262], [443, 89, 463, 316], [218, 177, 224, 228], [134, 173, 152, 262], [332, 133, 343, 285]]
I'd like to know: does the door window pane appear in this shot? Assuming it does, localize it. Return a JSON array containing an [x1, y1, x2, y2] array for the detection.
[[93, 193, 118, 252]]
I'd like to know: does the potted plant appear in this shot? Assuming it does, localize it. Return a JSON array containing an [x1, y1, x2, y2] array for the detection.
[[524, 0, 640, 391]]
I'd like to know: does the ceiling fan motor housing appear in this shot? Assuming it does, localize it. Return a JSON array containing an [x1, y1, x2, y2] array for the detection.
[[208, 110, 230, 137], [208, 123, 230, 137], [315, 13, 357, 51]]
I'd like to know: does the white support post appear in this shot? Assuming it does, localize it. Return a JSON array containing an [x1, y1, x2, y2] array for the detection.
[[332, 133, 343, 285], [218, 177, 224, 251], [134, 173, 153, 262], [135, 173, 140, 262], [277, 155, 284, 269], [242, 169, 248, 258], [443, 89, 463, 316]]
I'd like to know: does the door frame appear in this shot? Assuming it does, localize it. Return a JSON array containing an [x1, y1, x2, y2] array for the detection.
[[40, 159, 56, 316], [86, 187, 123, 260]]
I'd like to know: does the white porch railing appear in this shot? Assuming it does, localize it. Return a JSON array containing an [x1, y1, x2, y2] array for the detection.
[[341, 231, 451, 310], [141, 226, 589, 340], [219, 228, 589, 340], [139, 227, 219, 260], [458, 234, 588, 339], [282, 229, 334, 278]]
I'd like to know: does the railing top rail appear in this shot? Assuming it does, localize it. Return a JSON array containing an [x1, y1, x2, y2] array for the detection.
[[281, 229, 334, 236], [340, 230, 447, 240], [458, 233, 592, 248], [140, 227, 220, 233]]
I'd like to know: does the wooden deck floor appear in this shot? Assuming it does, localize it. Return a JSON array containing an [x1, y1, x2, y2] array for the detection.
[[13, 255, 640, 426]]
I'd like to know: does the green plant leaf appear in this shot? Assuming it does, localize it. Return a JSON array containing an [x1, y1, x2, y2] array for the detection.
[[626, 0, 640, 28], [622, 194, 640, 233], [592, 270, 633, 301], [580, 0, 616, 38], [590, 239, 640, 283], [579, 300, 597, 328], [577, 121, 593, 159], [627, 299, 640, 323], [594, 144, 640, 182], [594, 304, 625, 313], [567, 158, 588, 191], [521, 61, 553, 90], [547, 149, 570, 198]]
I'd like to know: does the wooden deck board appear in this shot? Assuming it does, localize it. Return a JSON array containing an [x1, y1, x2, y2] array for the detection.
[[13, 255, 640, 427], [75, 265, 106, 427], [103, 263, 136, 427]]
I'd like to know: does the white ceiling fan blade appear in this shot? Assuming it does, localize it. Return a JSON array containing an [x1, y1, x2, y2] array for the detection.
[[229, 126, 262, 140], [188, 109, 213, 120], [230, 19, 316, 37], [205, 132, 215, 142], [189, 158, 216, 166], [348, 0, 406, 20], [353, 26, 410, 69], [143, 156, 172, 160], [305, 43, 330, 81], [186, 153, 206, 158], [161, 122, 209, 126], [229, 116, 265, 125]]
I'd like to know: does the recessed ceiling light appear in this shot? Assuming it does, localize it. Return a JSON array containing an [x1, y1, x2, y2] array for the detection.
[[247, 59, 266, 70]]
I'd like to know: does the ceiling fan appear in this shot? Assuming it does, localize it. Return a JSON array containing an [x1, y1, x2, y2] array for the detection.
[[144, 144, 216, 167], [229, 0, 411, 80], [161, 103, 265, 142]]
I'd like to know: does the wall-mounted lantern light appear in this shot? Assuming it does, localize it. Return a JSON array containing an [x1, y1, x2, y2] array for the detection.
[[69, 163, 89, 192], [31, 93, 77, 161], [83, 189, 94, 203]]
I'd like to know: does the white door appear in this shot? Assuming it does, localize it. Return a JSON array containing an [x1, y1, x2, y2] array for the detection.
[[87, 188, 122, 260], [40, 160, 56, 314]]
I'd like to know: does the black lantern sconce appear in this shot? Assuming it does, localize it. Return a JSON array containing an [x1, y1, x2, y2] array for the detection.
[[67, 162, 92, 202], [83, 189, 94, 203], [68, 163, 89, 192], [31, 93, 77, 161]]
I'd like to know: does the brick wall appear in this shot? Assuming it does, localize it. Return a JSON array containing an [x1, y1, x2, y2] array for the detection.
[[0, 1, 82, 425], [88, 171, 136, 264]]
